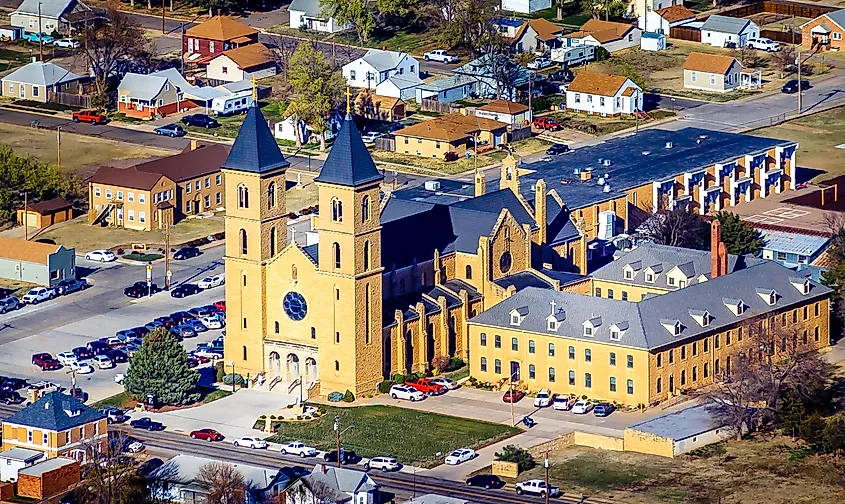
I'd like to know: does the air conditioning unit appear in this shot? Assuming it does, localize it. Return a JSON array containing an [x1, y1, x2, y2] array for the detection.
[[424, 181, 441, 191]]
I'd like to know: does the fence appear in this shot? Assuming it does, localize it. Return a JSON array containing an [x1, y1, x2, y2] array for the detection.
[[48, 91, 93, 108], [420, 98, 460, 114], [509, 125, 532, 142], [669, 26, 702, 42], [374, 136, 395, 151], [761, 28, 802, 44], [718, 0, 837, 20]]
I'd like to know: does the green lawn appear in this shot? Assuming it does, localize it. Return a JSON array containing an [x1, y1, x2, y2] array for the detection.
[[93, 392, 134, 409], [184, 100, 288, 139], [123, 252, 164, 262], [266, 405, 519, 466]]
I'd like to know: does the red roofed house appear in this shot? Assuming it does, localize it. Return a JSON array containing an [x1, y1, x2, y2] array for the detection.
[[183, 15, 259, 61], [638, 5, 696, 34]]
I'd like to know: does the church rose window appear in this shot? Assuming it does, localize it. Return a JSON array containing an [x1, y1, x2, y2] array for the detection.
[[283, 292, 308, 321]]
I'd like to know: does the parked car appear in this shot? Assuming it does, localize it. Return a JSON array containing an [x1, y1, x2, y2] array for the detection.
[[389, 384, 425, 401], [105, 337, 124, 349], [548, 68, 573, 82], [84, 250, 116, 262], [69, 361, 94, 374], [86, 341, 110, 356], [502, 389, 525, 403], [515, 479, 560, 498], [747, 37, 781, 51], [93, 355, 115, 369], [0, 296, 22, 313], [430, 376, 458, 390], [173, 246, 201, 260], [423, 49, 458, 63], [126, 440, 145, 453], [53, 38, 80, 48], [188, 307, 213, 318], [280, 441, 317, 457], [571, 399, 593, 414], [197, 274, 225, 289], [445, 448, 477, 465], [171, 283, 202, 298], [100, 407, 128, 424], [404, 378, 446, 396], [72, 346, 93, 360], [194, 347, 222, 359], [190, 428, 224, 441], [782, 79, 811, 94], [32, 353, 61, 370], [594, 402, 615, 417], [154, 316, 175, 329], [365, 456, 401, 472], [526, 57, 553, 70], [552, 394, 576, 411], [1, 378, 27, 391], [124, 282, 160, 298], [0, 390, 24, 404], [546, 143, 570, 155], [22, 287, 54, 304], [56, 352, 77, 366], [187, 319, 208, 333], [173, 324, 197, 339], [213, 300, 226, 312], [200, 315, 224, 330], [233, 436, 268, 449], [55, 278, 87, 295], [181, 114, 219, 129], [155, 124, 186, 137], [533, 388, 554, 408], [130, 417, 165, 431], [72, 110, 107, 124], [465, 474, 505, 489], [22, 32, 54, 44], [323, 450, 361, 465], [533, 117, 562, 131], [169, 311, 195, 324], [107, 349, 128, 363]]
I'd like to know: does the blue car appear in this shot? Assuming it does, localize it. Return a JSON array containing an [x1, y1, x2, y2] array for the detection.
[[22, 32, 55, 44], [187, 319, 208, 333], [173, 324, 197, 339], [154, 124, 186, 137], [594, 402, 615, 417]]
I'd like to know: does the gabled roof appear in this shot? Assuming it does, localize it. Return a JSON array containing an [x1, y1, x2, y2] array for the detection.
[[683, 52, 740, 74], [117, 72, 168, 101], [0, 237, 65, 264], [382, 73, 423, 90], [360, 49, 411, 72], [289, 0, 322, 17], [14, 0, 77, 18], [567, 71, 635, 96], [701, 15, 752, 35], [4, 391, 103, 431], [89, 166, 169, 191], [215, 43, 275, 69], [185, 15, 259, 41], [314, 113, 382, 187], [305, 464, 377, 497], [567, 19, 636, 43], [222, 104, 289, 173], [394, 113, 508, 142], [656, 4, 696, 23], [136, 144, 230, 182], [25, 196, 72, 214], [3, 61, 81, 86], [529, 18, 565, 41], [152, 455, 295, 491], [800, 9, 845, 31], [477, 99, 530, 115]]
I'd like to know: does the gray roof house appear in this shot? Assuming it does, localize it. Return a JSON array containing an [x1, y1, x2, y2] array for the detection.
[[700, 14, 760, 47], [10, 0, 102, 34], [285, 464, 378, 503], [342, 49, 420, 90], [416, 73, 477, 103], [287, 0, 348, 33], [1, 61, 83, 103]]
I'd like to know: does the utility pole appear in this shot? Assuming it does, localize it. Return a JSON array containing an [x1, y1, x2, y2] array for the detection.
[[544, 452, 551, 504], [163, 215, 171, 290], [797, 49, 802, 113], [56, 126, 61, 172], [509, 375, 516, 427], [23, 191, 28, 240], [334, 415, 342, 468], [180, 23, 185, 73], [38, 2, 43, 63], [635, 88, 640, 134], [162, 0, 166, 34]]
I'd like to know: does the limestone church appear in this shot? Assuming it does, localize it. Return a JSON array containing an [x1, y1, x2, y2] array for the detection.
[[222, 103, 590, 397]]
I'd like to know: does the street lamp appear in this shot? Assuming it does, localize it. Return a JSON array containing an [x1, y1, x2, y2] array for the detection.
[[544, 452, 551, 504], [333, 415, 355, 468]]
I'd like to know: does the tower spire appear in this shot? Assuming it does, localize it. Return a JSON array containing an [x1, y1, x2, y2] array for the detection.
[[345, 87, 352, 115]]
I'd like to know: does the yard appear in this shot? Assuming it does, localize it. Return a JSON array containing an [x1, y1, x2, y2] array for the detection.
[[752, 106, 845, 182], [519, 435, 845, 504], [265, 405, 519, 466], [547, 109, 676, 136], [182, 100, 289, 140]]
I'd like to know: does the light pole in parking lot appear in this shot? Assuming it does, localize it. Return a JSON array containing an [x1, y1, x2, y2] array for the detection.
[[146, 263, 153, 297], [226, 360, 236, 393], [544, 451, 551, 504]]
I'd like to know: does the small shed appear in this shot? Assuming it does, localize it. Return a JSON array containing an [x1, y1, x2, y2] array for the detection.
[[641, 31, 666, 51], [355, 92, 405, 122], [16, 458, 80, 500], [624, 403, 735, 457], [16, 197, 73, 229], [0, 448, 44, 482], [0, 25, 23, 41]]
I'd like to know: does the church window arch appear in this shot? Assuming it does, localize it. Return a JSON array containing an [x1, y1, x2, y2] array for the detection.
[[239, 229, 248, 255], [331, 197, 343, 222], [238, 184, 249, 208], [267, 182, 276, 209], [333, 242, 341, 269], [361, 195, 370, 222], [363, 241, 370, 270]]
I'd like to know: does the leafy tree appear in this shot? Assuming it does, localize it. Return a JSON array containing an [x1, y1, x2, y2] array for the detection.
[[124, 328, 200, 405], [319, 0, 410, 42], [714, 211, 765, 255], [0, 145, 83, 224], [287, 43, 345, 151], [822, 415, 845, 455], [495, 445, 535, 472]]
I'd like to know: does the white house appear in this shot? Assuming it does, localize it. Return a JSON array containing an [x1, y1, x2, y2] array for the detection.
[[700, 15, 759, 47], [630, 0, 683, 19], [416, 74, 476, 103], [501, 0, 552, 15], [342, 49, 419, 90], [205, 43, 277, 83], [274, 112, 342, 143], [474, 99, 532, 126], [565, 71, 642, 116], [0, 448, 44, 482], [285, 465, 378, 504], [288, 0, 348, 33], [638, 5, 696, 34], [10, 0, 99, 34], [375, 74, 422, 100], [562, 19, 641, 53]]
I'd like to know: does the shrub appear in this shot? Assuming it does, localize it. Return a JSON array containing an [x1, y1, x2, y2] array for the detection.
[[495, 445, 535, 473], [378, 380, 393, 393], [222, 373, 244, 386], [430, 356, 451, 373], [214, 362, 225, 382], [327, 391, 344, 402], [343, 389, 355, 402], [116, 248, 124, 255], [444, 151, 459, 162], [449, 357, 465, 371], [392, 374, 406, 384]]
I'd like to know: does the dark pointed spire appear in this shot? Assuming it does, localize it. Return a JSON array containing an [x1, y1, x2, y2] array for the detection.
[[222, 103, 289, 173], [314, 114, 383, 187]]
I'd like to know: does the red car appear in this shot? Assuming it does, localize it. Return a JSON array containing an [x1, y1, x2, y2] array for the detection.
[[213, 300, 226, 312], [533, 117, 561, 131], [405, 379, 446, 396], [502, 390, 525, 403], [190, 429, 224, 441], [32, 353, 61, 371], [72, 110, 108, 125]]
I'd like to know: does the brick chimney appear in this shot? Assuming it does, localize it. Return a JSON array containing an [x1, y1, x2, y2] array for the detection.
[[711, 219, 722, 279], [719, 242, 728, 278]]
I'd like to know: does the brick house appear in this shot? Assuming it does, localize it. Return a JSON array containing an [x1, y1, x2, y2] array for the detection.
[[16, 458, 80, 500], [801, 9, 845, 51], [184, 15, 259, 60]]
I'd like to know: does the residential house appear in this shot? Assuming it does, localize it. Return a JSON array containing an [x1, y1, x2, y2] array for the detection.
[[452, 54, 539, 100], [801, 9, 845, 51], [355, 91, 405, 122], [288, 0, 348, 32], [700, 15, 759, 47], [506, 18, 565, 53], [416, 73, 476, 103], [1, 61, 83, 103], [88, 167, 176, 231], [274, 111, 343, 143], [0, 237, 75, 287], [624, 404, 735, 457], [565, 71, 642, 116], [501, 0, 551, 15], [0, 448, 44, 482], [342, 49, 419, 90], [16, 458, 80, 500], [206, 43, 277, 83], [375, 73, 423, 100], [183, 15, 259, 60], [638, 4, 696, 34], [285, 465, 378, 504], [16, 196, 73, 229], [492, 17, 526, 40], [150, 455, 305, 504], [474, 99, 532, 127], [563, 19, 641, 53], [117, 68, 227, 119], [392, 112, 508, 158], [630, 0, 683, 19], [10, 0, 100, 35], [683, 52, 747, 93], [1, 392, 106, 460]]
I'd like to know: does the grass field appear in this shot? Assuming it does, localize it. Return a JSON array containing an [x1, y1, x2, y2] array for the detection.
[[267, 405, 519, 466], [183, 100, 288, 139], [752, 106, 845, 182], [372, 151, 500, 175], [521, 435, 845, 504]]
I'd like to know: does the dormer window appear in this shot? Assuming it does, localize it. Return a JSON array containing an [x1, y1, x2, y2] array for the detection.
[[510, 307, 529, 326], [610, 328, 620, 340], [584, 326, 593, 336], [689, 309, 710, 327], [624, 270, 633, 279], [511, 314, 520, 325], [789, 277, 811, 295], [722, 298, 745, 316], [756, 288, 779, 306], [547, 319, 558, 331], [609, 322, 627, 340], [661, 319, 682, 336], [645, 273, 654, 283], [582, 317, 601, 337]]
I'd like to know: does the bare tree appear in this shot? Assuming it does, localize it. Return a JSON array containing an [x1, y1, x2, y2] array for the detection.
[[637, 205, 709, 250], [271, 35, 300, 85], [76, 434, 147, 504], [196, 462, 249, 504], [772, 44, 797, 79]]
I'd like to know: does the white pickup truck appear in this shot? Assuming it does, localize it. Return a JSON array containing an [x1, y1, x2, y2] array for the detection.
[[515, 479, 561, 498], [423, 50, 458, 63]]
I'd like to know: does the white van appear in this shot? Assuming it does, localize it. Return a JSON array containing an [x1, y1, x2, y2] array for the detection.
[[211, 91, 253, 116]]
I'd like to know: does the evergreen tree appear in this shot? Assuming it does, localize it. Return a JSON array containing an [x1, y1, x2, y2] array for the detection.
[[124, 328, 200, 405], [714, 211, 765, 256]]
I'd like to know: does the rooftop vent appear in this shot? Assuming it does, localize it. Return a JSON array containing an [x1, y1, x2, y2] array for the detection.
[[699, 134, 709, 140], [603, 173, 609, 179], [642, 151, 651, 156], [665, 141, 673, 149], [603, 184, 612, 193], [424, 181, 441, 191], [580, 170, 592, 181], [602, 159, 612, 167], [597, 177, 605, 185]]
